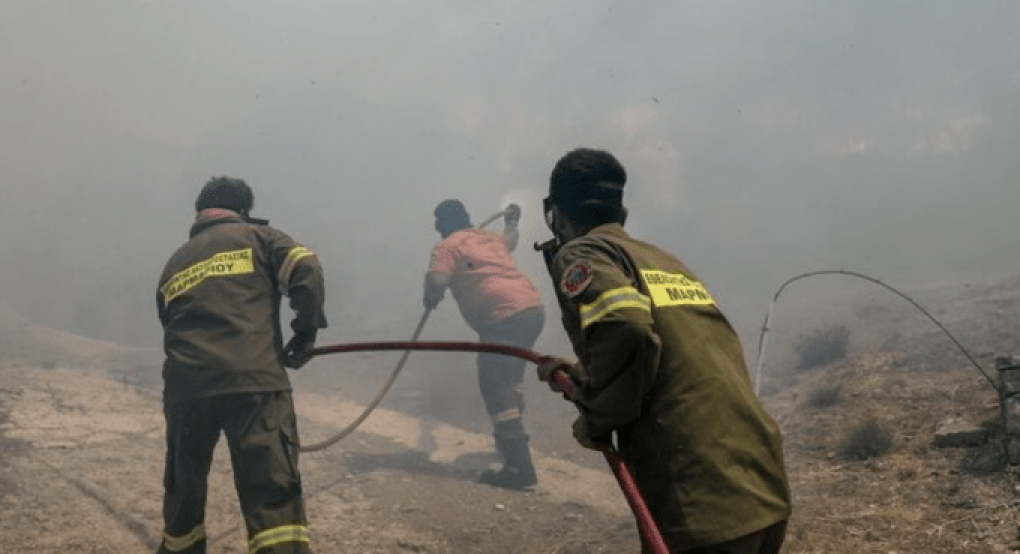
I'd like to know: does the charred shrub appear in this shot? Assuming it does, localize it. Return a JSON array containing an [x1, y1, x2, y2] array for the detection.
[[795, 324, 850, 370], [837, 419, 893, 460], [804, 385, 842, 409]]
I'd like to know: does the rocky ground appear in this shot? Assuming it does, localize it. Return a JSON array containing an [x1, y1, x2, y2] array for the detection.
[[3, 272, 1020, 553]]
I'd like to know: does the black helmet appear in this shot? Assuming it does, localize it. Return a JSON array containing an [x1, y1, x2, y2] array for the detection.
[[547, 148, 626, 226], [195, 177, 254, 214]]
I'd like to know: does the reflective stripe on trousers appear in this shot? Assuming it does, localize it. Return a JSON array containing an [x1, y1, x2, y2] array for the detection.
[[161, 523, 206, 552], [248, 524, 310, 553]]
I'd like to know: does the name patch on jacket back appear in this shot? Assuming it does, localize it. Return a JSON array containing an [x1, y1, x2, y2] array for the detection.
[[639, 269, 715, 307], [162, 248, 255, 303]]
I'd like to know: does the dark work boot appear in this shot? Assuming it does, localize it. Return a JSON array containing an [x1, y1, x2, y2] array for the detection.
[[479, 431, 537, 491]]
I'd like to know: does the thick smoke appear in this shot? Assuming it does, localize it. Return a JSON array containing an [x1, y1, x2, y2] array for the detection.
[[1, 1, 1018, 356]]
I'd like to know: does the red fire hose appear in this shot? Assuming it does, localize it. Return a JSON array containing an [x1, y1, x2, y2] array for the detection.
[[307, 340, 672, 554]]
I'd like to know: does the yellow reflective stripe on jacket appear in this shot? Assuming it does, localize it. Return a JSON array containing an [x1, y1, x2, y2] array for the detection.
[[161, 248, 255, 304], [248, 524, 310, 553], [579, 285, 652, 329], [278, 246, 315, 291], [162, 524, 206, 552]]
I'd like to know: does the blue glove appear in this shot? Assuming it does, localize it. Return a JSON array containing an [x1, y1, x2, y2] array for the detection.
[[423, 288, 444, 310], [504, 203, 521, 226]]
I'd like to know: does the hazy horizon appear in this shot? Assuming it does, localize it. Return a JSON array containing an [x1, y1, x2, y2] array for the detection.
[[3, 1, 1019, 361]]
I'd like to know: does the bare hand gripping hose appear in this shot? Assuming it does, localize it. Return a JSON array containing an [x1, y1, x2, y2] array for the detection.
[[303, 339, 672, 554]]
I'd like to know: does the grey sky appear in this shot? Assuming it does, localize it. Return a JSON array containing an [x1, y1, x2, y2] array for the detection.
[[2, 1, 1019, 352]]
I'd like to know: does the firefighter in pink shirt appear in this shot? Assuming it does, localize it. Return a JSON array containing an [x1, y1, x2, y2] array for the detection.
[[424, 199, 545, 490]]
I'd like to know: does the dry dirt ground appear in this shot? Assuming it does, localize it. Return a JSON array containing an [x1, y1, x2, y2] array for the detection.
[[3, 272, 1020, 553]]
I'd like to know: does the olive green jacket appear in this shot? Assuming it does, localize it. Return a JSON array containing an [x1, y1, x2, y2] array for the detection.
[[548, 223, 790, 549], [157, 210, 327, 404]]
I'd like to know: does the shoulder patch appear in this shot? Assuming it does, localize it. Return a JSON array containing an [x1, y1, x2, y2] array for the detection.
[[560, 260, 595, 298]]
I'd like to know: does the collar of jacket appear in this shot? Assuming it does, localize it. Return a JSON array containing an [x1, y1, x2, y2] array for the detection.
[[550, 223, 628, 267], [577, 222, 628, 242], [190, 208, 245, 238]]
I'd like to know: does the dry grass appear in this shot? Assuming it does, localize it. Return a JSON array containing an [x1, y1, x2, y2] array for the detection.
[[836, 420, 893, 461], [803, 385, 842, 409], [766, 344, 1020, 553]]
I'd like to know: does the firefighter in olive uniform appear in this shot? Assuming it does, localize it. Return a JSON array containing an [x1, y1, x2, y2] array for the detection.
[[535, 149, 791, 554], [156, 177, 327, 554], [424, 199, 545, 490]]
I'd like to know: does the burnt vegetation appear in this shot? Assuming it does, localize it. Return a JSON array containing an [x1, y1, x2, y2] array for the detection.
[[795, 324, 850, 370], [836, 419, 893, 461], [803, 384, 842, 409]]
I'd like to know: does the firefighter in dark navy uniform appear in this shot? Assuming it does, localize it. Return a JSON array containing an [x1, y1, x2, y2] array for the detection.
[[535, 149, 791, 554], [156, 177, 327, 554]]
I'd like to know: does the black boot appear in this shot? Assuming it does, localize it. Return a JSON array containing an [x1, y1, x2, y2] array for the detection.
[[479, 423, 537, 491]]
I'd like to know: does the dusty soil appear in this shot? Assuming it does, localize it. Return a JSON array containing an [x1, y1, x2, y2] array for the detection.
[[3, 273, 1020, 553]]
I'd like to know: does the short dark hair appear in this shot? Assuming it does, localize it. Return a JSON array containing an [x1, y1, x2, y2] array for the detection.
[[548, 148, 627, 226], [195, 177, 254, 214], [433, 199, 472, 231]]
